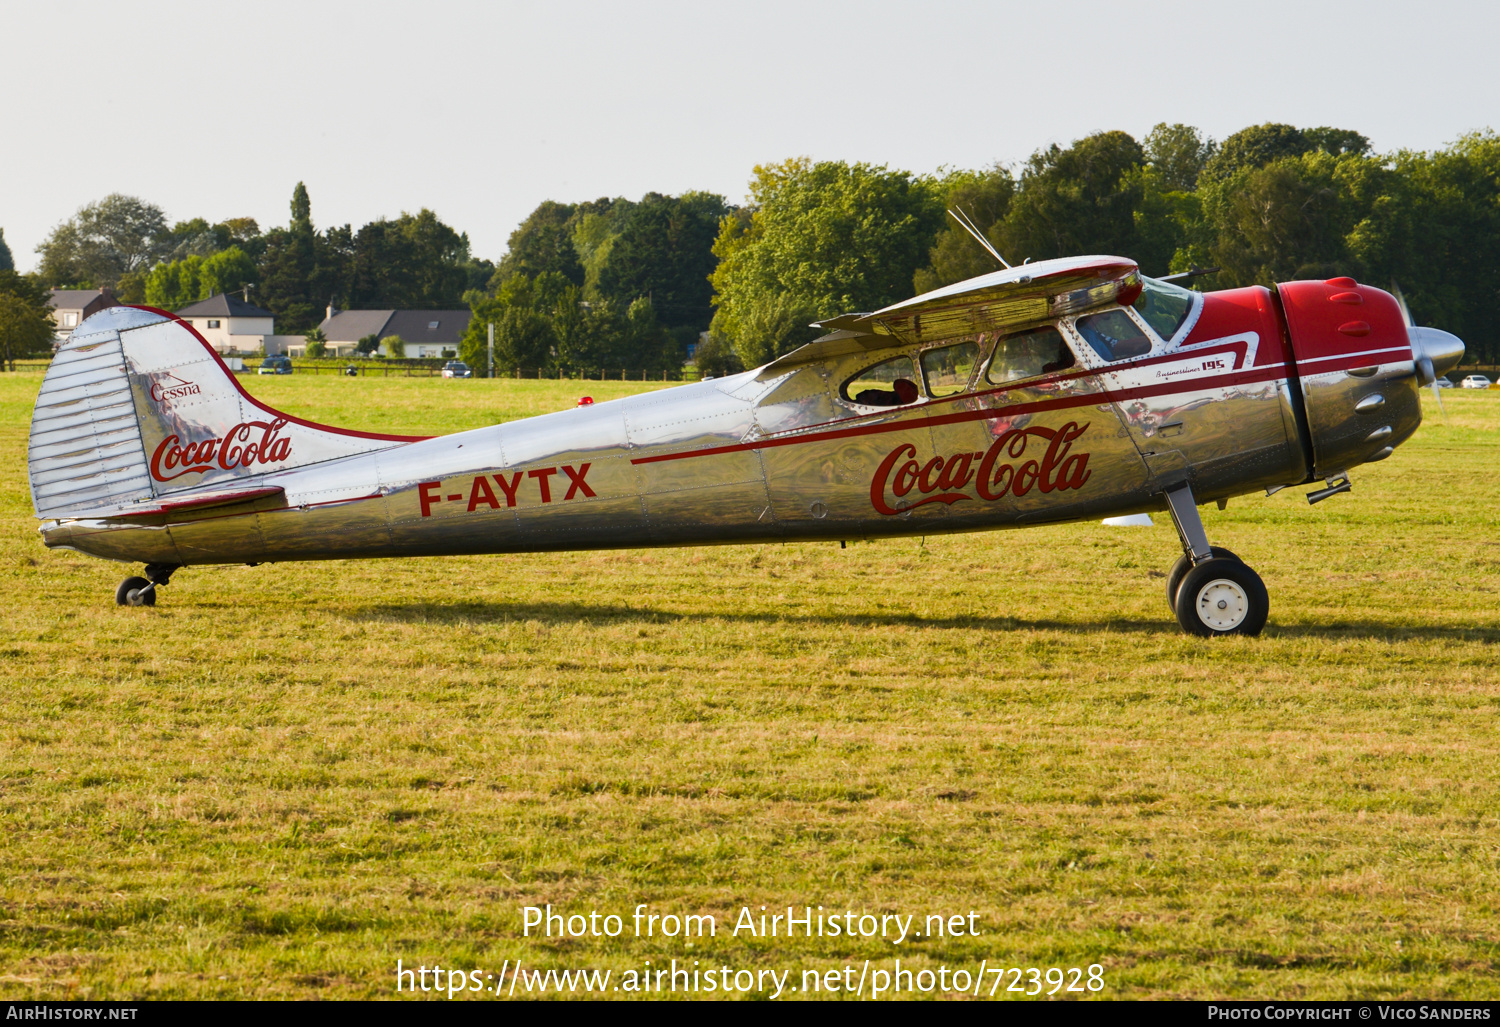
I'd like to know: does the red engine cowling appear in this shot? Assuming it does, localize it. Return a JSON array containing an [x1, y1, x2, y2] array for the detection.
[[1277, 277, 1421, 479]]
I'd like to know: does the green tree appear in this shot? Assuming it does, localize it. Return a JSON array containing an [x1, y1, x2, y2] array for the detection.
[[380, 335, 406, 358], [462, 273, 563, 370], [1303, 127, 1372, 158], [691, 331, 743, 377], [1144, 123, 1217, 191], [592, 191, 730, 333], [0, 270, 51, 311], [144, 255, 203, 309], [1198, 151, 1374, 288], [709, 158, 945, 367], [492, 200, 591, 287], [0, 228, 13, 272], [1347, 132, 1500, 363], [1199, 123, 1369, 185], [997, 131, 1146, 265], [1200, 124, 1309, 183], [256, 182, 325, 331], [36, 194, 168, 288], [913, 165, 1016, 293], [305, 328, 328, 358], [355, 334, 380, 355], [0, 290, 55, 370], [348, 209, 471, 309], [200, 246, 257, 298], [570, 198, 633, 296]]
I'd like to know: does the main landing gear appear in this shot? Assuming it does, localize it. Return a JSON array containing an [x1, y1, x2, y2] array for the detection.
[[115, 563, 180, 608], [1162, 483, 1268, 637]]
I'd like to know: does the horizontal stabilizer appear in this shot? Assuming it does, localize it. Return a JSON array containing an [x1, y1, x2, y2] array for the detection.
[[59, 485, 287, 521]]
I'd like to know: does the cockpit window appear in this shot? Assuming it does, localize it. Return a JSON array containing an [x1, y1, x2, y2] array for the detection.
[[1074, 309, 1153, 362], [843, 356, 920, 407], [920, 341, 980, 398], [986, 325, 1075, 384], [1133, 276, 1196, 341]]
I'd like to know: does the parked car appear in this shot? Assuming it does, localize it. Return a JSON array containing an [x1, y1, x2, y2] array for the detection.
[[1434, 376, 1454, 388], [1460, 374, 1491, 389], [441, 360, 472, 379], [257, 356, 293, 375]]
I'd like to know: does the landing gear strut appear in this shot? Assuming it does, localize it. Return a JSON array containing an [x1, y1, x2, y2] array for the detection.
[[115, 563, 180, 608], [1162, 483, 1268, 637]]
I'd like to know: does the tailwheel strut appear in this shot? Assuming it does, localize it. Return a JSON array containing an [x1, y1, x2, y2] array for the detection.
[[1161, 483, 1267, 637], [115, 563, 181, 608]]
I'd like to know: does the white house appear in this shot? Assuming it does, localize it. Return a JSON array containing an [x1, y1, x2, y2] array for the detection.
[[176, 293, 276, 354], [47, 288, 120, 346]]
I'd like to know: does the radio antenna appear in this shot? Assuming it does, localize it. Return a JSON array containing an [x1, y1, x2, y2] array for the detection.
[[948, 207, 1011, 270]]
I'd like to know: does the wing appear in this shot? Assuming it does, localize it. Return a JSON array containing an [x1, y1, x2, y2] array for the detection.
[[840, 254, 1140, 343], [762, 255, 1141, 376]]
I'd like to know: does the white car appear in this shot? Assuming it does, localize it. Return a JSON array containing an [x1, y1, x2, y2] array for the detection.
[[1459, 375, 1491, 389]]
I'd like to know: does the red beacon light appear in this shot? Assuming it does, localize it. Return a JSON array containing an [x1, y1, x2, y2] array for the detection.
[[576, 396, 594, 406]]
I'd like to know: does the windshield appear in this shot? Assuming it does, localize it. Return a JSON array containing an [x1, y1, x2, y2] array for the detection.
[[1133, 277, 1197, 342]]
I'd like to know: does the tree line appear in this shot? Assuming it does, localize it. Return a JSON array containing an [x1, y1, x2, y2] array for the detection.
[[6, 121, 1500, 372]]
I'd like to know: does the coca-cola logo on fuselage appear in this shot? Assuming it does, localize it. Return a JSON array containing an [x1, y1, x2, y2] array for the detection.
[[150, 418, 293, 482], [870, 420, 1093, 515]]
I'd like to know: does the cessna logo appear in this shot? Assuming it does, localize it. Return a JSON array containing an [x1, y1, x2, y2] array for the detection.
[[149, 373, 202, 404], [150, 418, 293, 482], [870, 421, 1093, 515]]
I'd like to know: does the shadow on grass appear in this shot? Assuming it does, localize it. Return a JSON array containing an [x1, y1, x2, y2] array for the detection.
[[338, 600, 1500, 642]]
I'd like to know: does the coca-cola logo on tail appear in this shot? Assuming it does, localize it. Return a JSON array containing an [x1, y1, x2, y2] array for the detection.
[[870, 420, 1093, 516], [150, 418, 293, 482]]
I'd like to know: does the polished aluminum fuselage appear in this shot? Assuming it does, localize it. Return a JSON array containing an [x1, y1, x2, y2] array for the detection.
[[33, 280, 1427, 569]]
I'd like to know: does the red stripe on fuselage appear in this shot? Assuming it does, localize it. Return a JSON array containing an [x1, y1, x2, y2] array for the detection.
[[631, 346, 1400, 467]]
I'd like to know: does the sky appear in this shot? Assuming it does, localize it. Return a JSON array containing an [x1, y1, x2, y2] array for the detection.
[[3, 0, 1497, 274]]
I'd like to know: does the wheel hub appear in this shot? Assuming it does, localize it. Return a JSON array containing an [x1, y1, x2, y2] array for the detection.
[[1195, 579, 1249, 631]]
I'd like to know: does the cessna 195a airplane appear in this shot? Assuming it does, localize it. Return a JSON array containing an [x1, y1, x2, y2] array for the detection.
[[28, 247, 1463, 636]]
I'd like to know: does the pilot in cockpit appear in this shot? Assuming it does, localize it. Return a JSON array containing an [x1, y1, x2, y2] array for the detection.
[[846, 355, 921, 407], [855, 378, 918, 406]]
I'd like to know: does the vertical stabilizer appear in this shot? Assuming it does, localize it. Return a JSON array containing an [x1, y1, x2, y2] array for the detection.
[[30, 307, 423, 520]]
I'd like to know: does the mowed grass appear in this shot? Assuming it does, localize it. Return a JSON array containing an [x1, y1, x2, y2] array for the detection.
[[2, 373, 1499, 1001]]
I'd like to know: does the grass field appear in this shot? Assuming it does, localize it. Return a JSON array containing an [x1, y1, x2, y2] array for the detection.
[[2, 373, 1499, 1001]]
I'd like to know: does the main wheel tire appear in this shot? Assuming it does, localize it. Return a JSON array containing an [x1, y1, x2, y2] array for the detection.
[[115, 576, 155, 607], [1165, 547, 1241, 609], [1174, 558, 1268, 637]]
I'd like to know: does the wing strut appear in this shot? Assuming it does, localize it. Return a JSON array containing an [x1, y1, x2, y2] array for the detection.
[[948, 208, 1011, 270]]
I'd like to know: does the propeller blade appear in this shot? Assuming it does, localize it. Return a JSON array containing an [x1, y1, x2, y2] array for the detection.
[[1433, 378, 1448, 421], [1391, 281, 1415, 328]]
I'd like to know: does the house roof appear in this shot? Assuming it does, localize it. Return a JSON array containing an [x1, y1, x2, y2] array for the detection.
[[176, 293, 274, 318], [48, 289, 108, 310], [379, 310, 471, 345], [318, 310, 396, 343], [317, 309, 471, 345]]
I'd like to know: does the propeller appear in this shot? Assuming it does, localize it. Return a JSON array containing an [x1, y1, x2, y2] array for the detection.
[[1393, 282, 1446, 420]]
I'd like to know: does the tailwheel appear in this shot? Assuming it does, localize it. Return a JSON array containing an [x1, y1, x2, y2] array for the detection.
[[115, 576, 155, 607], [1165, 546, 1240, 610], [114, 563, 179, 608], [1173, 558, 1269, 637]]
